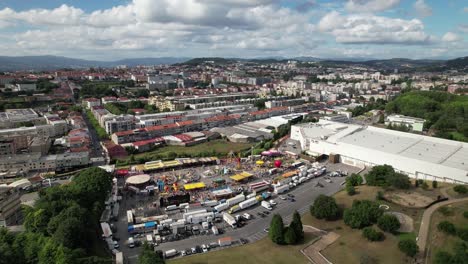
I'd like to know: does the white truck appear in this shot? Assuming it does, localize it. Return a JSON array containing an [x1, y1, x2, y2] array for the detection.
[[165, 249, 178, 258], [202, 200, 219, 207], [183, 209, 207, 220], [223, 212, 237, 228], [274, 184, 289, 194], [226, 194, 245, 207], [261, 200, 272, 210], [187, 212, 215, 224], [238, 197, 258, 210], [214, 202, 230, 212], [228, 205, 241, 214], [165, 205, 178, 211]]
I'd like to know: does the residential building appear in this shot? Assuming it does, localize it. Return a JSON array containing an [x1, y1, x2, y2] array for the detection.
[[0, 186, 22, 227]]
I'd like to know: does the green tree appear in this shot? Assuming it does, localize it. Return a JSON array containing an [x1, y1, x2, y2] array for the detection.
[[432, 181, 438, 189], [138, 243, 165, 264], [437, 221, 457, 235], [377, 214, 401, 233], [290, 211, 304, 241], [346, 174, 363, 186], [343, 200, 383, 229], [310, 195, 340, 220], [284, 226, 298, 245], [398, 239, 419, 257], [269, 214, 285, 245], [362, 227, 385, 242]]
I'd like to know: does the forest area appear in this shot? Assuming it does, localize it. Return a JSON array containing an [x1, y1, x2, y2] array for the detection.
[[385, 91, 468, 141]]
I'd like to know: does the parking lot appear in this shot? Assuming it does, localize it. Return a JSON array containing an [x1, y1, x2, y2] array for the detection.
[[113, 160, 361, 262]]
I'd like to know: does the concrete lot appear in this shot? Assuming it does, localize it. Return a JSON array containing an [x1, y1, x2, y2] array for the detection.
[[114, 161, 360, 262]]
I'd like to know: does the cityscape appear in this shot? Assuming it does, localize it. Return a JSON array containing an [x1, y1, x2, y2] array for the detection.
[[0, 1, 467, 264]]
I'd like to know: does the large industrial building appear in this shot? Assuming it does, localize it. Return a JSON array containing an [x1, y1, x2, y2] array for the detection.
[[291, 120, 468, 184]]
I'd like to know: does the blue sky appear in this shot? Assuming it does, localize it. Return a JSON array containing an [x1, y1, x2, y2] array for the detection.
[[0, 0, 466, 60]]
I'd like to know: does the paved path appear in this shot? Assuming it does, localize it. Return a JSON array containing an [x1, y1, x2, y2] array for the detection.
[[417, 197, 468, 253], [301, 225, 339, 264]]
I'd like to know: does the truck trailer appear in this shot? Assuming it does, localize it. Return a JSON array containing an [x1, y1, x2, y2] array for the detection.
[[274, 184, 289, 194], [222, 212, 237, 228]]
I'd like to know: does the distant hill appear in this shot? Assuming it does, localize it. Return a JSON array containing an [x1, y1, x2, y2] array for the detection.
[[318, 58, 445, 70], [0, 55, 466, 72], [0, 56, 190, 71], [446, 56, 468, 69]]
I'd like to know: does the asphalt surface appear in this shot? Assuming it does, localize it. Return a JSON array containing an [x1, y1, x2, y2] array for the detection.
[[117, 162, 360, 262], [81, 112, 107, 160]]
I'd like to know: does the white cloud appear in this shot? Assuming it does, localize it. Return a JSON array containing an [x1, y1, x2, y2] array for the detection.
[[0, 4, 84, 26], [345, 0, 400, 13], [442, 32, 461, 42], [413, 0, 432, 18], [319, 12, 431, 45]]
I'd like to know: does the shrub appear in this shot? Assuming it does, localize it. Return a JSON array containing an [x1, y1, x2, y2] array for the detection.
[[362, 227, 385, 241], [269, 214, 285, 244], [343, 200, 383, 229], [453, 185, 467, 194], [463, 211, 468, 219], [310, 195, 341, 220], [437, 221, 457, 235], [377, 214, 401, 233], [398, 239, 419, 257], [432, 181, 438, 189], [456, 228, 468, 242], [346, 183, 356, 196], [421, 182, 429, 190]]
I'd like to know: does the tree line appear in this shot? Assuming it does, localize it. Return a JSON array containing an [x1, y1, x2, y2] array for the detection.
[[0, 168, 114, 264]]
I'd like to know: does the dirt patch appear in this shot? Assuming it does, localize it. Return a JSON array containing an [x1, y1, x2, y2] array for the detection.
[[388, 211, 414, 233], [384, 191, 435, 208]]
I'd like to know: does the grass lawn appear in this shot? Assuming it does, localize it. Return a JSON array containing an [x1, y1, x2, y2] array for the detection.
[[123, 140, 253, 162], [302, 186, 420, 264], [168, 232, 317, 264], [426, 201, 468, 263]]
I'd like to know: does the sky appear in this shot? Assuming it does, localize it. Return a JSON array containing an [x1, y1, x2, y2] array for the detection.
[[0, 0, 466, 60]]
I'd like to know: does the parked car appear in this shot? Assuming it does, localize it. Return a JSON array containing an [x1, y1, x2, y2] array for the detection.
[[191, 247, 197, 254], [263, 228, 269, 233], [195, 245, 203, 253], [279, 196, 286, 200], [240, 238, 249, 245], [201, 244, 209, 252]]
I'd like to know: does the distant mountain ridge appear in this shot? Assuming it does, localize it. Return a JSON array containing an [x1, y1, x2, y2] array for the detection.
[[0, 56, 189, 71], [0, 55, 466, 71]]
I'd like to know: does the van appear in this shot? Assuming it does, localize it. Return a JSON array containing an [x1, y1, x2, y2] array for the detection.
[[128, 237, 135, 248]]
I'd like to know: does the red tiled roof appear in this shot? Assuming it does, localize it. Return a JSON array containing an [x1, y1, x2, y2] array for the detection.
[[114, 130, 135, 137]]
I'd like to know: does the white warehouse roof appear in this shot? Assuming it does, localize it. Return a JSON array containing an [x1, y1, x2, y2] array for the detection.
[[291, 120, 468, 183]]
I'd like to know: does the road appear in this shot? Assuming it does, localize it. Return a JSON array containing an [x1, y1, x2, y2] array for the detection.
[[118, 162, 359, 262], [81, 112, 106, 161]]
